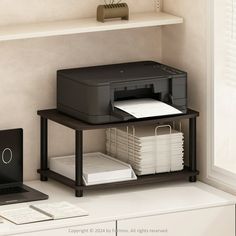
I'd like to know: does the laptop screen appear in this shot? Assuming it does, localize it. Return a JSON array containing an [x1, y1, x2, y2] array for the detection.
[[0, 129, 23, 185]]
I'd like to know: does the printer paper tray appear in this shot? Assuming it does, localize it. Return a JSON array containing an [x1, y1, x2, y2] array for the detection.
[[111, 107, 135, 121]]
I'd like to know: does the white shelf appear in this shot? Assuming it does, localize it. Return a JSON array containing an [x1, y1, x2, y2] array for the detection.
[[0, 12, 183, 42]]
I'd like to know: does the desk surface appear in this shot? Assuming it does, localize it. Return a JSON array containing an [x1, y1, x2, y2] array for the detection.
[[0, 180, 235, 235]]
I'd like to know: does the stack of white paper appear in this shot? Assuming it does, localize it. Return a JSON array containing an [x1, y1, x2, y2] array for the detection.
[[106, 126, 184, 175], [114, 98, 182, 118], [50, 152, 137, 185]]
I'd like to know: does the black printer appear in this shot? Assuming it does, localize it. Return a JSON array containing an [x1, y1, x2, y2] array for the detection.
[[57, 61, 187, 124]]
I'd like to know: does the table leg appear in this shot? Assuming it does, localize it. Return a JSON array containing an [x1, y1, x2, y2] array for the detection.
[[40, 117, 48, 181], [75, 130, 83, 197], [189, 117, 197, 182]]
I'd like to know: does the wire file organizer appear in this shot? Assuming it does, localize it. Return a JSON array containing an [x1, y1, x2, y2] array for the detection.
[[106, 123, 184, 176]]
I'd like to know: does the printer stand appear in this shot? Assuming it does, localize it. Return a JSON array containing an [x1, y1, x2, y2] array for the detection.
[[37, 109, 199, 197]]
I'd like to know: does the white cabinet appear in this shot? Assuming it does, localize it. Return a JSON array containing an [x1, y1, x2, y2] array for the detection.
[[11, 205, 236, 236], [14, 221, 116, 236], [5, 181, 236, 236], [117, 205, 235, 236]]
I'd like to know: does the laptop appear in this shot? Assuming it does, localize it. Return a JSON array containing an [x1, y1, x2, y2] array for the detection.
[[0, 129, 48, 205]]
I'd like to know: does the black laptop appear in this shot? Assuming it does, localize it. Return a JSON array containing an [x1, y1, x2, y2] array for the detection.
[[0, 129, 48, 205]]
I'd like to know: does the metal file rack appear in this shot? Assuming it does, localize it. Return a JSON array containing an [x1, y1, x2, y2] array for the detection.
[[37, 108, 199, 197]]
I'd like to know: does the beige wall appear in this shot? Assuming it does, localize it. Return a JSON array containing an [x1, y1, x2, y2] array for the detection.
[[0, 1, 161, 180], [162, 0, 208, 179], [0, 0, 209, 181], [0, 0, 156, 25]]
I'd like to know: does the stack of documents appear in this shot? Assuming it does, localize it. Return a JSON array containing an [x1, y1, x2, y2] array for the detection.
[[50, 152, 137, 185], [106, 126, 184, 175]]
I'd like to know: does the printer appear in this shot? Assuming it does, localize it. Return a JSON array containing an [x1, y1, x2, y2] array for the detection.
[[57, 61, 187, 124]]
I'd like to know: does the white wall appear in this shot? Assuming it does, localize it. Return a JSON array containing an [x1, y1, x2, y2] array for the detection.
[[0, 0, 161, 180], [162, 0, 208, 179]]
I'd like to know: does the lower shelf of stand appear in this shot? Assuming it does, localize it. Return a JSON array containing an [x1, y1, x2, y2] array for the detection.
[[37, 167, 199, 191]]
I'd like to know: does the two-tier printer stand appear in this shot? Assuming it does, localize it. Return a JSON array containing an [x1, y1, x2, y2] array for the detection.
[[37, 109, 199, 197]]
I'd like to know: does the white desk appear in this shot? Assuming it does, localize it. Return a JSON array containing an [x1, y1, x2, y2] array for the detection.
[[0, 180, 235, 236]]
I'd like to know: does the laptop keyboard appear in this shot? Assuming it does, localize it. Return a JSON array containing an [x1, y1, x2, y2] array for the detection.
[[0, 187, 28, 196]]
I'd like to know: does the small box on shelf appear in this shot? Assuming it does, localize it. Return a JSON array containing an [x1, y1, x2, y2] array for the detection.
[[97, 2, 129, 23]]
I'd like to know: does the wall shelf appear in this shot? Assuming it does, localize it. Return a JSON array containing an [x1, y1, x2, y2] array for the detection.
[[0, 12, 183, 42]]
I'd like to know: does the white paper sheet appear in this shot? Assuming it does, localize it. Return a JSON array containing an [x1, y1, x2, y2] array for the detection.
[[114, 98, 182, 118]]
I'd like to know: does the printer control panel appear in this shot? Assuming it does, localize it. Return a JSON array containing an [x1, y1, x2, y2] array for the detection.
[[160, 65, 183, 75], [152, 63, 184, 76]]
